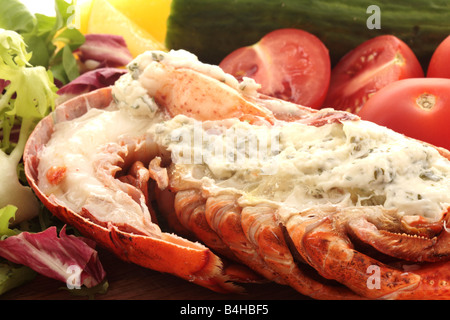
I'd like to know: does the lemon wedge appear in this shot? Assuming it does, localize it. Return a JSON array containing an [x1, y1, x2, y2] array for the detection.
[[75, 0, 93, 34], [107, 0, 171, 44], [86, 0, 167, 57]]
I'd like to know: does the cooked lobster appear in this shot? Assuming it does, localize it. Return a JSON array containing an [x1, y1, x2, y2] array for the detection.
[[24, 50, 450, 299]]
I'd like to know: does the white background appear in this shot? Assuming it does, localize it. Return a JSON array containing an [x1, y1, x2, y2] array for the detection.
[[20, 0, 61, 15]]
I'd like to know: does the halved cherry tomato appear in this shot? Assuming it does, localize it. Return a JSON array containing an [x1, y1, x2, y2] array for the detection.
[[219, 28, 330, 109], [358, 78, 450, 151], [323, 35, 424, 113], [427, 36, 450, 78]]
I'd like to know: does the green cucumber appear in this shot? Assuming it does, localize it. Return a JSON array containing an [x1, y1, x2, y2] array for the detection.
[[165, 0, 450, 68]]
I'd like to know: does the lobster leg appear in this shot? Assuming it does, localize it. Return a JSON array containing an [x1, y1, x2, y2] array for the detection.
[[349, 212, 450, 263], [389, 261, 450, 300], [154, 187, 195, 238], [169, 190, 267, 284], [284, 207, 421, 299], [204, 194, 285, 284], [173, 190, 237, 261], [240, 205, 363, 300], [118, 160, 160, 224]]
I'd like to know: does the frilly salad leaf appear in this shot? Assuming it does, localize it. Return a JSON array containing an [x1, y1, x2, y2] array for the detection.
[[0, 0, 86, 225], [0, 29, 57, 224]]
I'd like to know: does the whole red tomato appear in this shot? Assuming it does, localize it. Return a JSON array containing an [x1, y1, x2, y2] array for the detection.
[[323, 35, 424, 113], [219, 28, 331, 109], [427, 36, 450, 78], [358, 78, 450, 151]]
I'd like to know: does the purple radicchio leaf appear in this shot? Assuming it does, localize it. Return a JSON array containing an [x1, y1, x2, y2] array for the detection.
[[77, 33, 133, 70], [56, 67, 127, 103], [0, 226, 106, 288]]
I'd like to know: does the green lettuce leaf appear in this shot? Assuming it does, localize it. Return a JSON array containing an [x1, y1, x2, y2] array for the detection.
[[0, 0, 85, 85], [0, 0, 36, 34], [0, 262, 36, 295]]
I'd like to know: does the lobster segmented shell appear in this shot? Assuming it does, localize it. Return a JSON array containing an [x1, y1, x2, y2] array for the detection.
[[24, 50, 450, 299]]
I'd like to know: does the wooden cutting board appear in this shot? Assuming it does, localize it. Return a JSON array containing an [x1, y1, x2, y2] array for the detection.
[[0, 247, 309, 300]]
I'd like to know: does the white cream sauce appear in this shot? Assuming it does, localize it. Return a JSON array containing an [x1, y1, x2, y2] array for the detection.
[[156, 115, 450, 221]]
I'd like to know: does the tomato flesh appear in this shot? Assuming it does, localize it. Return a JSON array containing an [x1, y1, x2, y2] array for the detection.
[[323, 35, 424, 113], [219, 28, 331, 109], [427, 36, 450, 78], [358, 78, 450, 151]]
